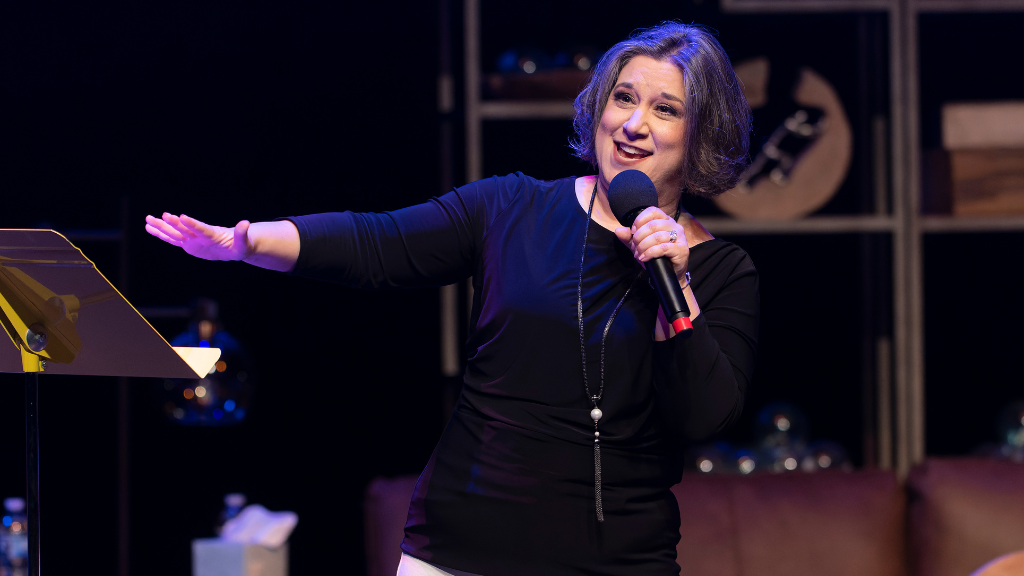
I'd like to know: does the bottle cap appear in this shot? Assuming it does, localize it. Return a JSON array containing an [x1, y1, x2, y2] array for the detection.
[[224, 493, 246, 507], [3, 498, 25, 513]]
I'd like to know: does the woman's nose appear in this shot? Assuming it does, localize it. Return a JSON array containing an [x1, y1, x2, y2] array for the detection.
[[623, 109, 648, 138]]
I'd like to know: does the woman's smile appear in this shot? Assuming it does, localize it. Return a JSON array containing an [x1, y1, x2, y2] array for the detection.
[[615, 142, 653, 160]]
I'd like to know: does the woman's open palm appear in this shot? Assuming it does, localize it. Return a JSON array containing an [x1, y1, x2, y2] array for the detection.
[[145, 213, 253, 261]]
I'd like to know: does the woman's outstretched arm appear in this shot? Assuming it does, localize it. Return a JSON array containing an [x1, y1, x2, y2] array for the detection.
[[145, 213, 300, 272]]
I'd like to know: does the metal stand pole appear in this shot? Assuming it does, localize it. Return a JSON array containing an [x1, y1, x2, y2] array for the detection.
[[25, 372, 40, 576]]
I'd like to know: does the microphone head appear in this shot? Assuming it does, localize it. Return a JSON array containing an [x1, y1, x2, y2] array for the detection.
[[608, 169, 658, 227]]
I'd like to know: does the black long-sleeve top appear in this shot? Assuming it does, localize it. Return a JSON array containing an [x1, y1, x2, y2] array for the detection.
[[287, 173, 759, 576]]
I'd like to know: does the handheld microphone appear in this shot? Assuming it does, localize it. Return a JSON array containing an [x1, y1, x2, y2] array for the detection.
[[607, 170, 693, 338]]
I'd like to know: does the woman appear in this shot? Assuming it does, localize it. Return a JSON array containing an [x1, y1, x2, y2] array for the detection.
[[146, 22, 758, 576]]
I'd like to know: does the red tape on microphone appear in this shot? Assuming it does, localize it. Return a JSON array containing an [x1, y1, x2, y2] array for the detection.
[[671, 316, 692, 335]]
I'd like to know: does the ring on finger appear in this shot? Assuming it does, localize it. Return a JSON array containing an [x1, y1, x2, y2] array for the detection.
[[668, 230, 678, 243]]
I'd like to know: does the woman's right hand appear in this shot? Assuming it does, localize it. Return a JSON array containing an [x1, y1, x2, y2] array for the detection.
[[145, 213, 253, 262]]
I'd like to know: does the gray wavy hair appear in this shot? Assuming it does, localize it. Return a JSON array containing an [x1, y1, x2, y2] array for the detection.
[[571, 22, 752, 198]]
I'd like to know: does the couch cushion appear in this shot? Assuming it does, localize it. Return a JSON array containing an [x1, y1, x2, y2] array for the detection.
[[673, 473, 742, 576], [908, 458, 1024, 576], [674, 470, 906, 576]]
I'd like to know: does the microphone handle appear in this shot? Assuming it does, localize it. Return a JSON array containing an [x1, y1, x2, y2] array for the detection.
[[647, 257, 693, 338], [614, 205, 693, 337]]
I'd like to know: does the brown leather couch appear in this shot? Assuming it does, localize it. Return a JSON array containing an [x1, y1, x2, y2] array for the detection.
[[364, 458, 1024, 576]]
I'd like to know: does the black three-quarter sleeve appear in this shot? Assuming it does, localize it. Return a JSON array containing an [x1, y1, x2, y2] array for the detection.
[[651, 241, 759, 443], [282, 173, 528, 289]]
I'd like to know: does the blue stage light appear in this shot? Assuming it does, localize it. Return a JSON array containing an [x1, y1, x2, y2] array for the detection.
[[162, 299, 255, 427]]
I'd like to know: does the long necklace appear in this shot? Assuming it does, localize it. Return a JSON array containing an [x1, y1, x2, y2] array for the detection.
[[578, 183, 684, 522], [577, 184, 643, 523]]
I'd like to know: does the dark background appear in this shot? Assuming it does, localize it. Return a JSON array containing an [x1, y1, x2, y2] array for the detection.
[[1, 1, 1022, 574]]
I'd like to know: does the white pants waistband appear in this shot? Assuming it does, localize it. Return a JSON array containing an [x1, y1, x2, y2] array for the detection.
[[397, 552, 483, 576]]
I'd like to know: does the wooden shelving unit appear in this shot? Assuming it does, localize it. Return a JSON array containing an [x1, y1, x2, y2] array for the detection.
[[442, 0, 1024, 478]]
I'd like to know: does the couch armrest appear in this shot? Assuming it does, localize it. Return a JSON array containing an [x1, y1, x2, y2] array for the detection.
[[364, 475, 419, 576], [908, 458, 1024, 576]]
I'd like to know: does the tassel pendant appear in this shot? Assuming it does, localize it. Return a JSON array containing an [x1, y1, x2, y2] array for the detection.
[[592, 412, 604, 523], [594, 438, 604, 522]]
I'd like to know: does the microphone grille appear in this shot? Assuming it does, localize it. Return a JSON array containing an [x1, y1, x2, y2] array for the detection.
[[608, 170, 658, 226]]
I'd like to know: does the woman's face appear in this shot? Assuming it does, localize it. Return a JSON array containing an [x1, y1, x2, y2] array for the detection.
[[594, 55, 687, 199]]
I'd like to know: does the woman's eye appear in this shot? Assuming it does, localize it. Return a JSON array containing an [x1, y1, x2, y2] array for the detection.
[[657, 104, 678, 116], [614, 92, 634, 104]]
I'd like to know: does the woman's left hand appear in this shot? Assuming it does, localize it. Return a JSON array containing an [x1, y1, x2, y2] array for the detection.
[[614, 206, 689, 282]]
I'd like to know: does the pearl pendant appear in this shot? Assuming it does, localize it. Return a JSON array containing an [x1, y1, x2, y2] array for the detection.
[[590, 408, 603, 422]]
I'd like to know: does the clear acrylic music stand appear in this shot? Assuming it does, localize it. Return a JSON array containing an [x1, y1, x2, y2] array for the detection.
[[0, 229, 221, 576]]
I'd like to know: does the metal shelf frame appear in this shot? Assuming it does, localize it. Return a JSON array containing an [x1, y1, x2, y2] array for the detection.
[[447, 0, 1024, 478]]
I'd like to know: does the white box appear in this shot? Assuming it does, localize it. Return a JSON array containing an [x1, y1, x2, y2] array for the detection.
[[192, 539, 288, 576]]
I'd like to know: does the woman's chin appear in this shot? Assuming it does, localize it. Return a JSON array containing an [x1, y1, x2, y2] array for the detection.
[[600, 164, 652, 185]]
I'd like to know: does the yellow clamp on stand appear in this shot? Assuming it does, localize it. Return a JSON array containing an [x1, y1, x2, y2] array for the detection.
[[0, 264, 83, 373], [21, 347, 44, 373]]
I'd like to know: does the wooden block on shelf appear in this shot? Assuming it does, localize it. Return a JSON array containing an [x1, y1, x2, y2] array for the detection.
[[943, 102, 1024, 150], [949, 149, 1024, 216]]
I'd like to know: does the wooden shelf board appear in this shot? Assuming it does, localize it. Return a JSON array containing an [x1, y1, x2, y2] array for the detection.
[[921, 215, 1024, 232], [479, 101, 575, 120], [720, 0, 893, 12], [699, 215, 895, 235], [914, 0, 1024, 12]]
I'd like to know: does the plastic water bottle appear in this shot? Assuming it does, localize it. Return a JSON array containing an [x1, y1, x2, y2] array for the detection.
[[215, 493, 246, 535], [0, 498, 28, 576]]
